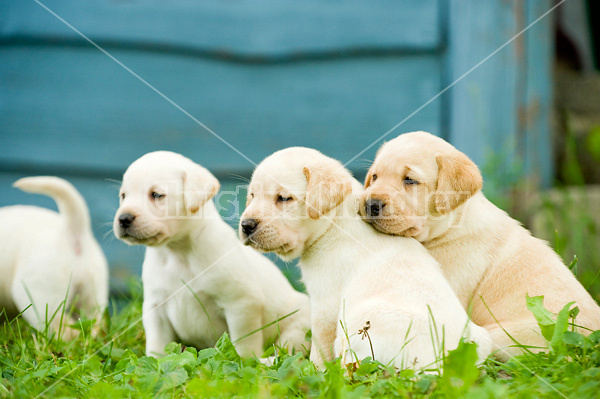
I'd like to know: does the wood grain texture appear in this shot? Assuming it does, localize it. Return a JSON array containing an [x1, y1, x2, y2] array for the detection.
[[521, 0, 553, 187], [0, 0, 440, 58], [0, 0, 554, 289], [0, 46, 442, 174], [444, 0, 553, 186], [444, 0, 520, 168]]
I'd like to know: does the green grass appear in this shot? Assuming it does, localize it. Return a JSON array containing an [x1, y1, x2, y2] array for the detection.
[[1, 283, 600, 398], [536, 190, 600, 301]]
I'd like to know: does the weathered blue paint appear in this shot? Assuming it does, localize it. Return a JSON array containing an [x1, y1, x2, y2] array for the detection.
[[0, 0, 554, 290], [445, 0, 553, 186], [0, 0, 441, 57], [445, 0, 520, 168], [522, 0, 554, 187], [0, 47, 442, 174]]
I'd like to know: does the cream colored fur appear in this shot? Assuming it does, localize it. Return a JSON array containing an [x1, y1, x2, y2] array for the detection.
[[361, 131, 600, 360], [0, 176, 108, 338], [240, 147, 491, 370], [114, 151, 310, 358]]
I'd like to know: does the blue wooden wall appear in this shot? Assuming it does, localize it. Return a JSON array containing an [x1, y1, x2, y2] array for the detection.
[[0, 0, 553, 292]]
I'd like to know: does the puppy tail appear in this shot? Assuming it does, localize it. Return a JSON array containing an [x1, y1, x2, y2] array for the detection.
[[14, 176, 91, 235]]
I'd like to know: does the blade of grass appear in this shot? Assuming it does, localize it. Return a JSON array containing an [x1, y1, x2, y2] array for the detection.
[[233, 309, 300, 344]]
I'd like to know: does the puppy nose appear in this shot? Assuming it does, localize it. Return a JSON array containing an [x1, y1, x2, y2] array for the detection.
[[241, 218, 259, 236], [118, 213, 136, 228], [365, 199, 384, 217]]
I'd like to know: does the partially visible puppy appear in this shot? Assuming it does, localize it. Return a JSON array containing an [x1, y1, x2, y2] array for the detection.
[[114, 151, 310, 358], [361, 131, 600, 360], [0, 177, 108, 338], [240, 147, 491, 370]]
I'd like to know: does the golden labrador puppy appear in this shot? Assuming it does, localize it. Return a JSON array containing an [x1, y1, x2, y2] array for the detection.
[[240, 147, 491, 370], [360, 131, 600, 360]]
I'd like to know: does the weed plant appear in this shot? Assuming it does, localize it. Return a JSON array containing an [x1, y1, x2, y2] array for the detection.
[[1, 281, 599, 398]]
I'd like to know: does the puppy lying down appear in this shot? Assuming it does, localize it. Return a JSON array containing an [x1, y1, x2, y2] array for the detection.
[[361, 131, 600, 360], [240, 147, 491, 370], [114, 151, 310, 358], [0, 176, 108, 338]]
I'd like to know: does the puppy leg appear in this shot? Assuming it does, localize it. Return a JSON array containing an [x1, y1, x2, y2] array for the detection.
[[310, 342, 326, 369], [483, 320, 547, 361], [75, 286, 107, 338], [274, 304, 311, 356], [224, 303, 265, 358], [309, 319, 338, 368], [11, 277, 78, 338], [278, 324, 310, 356], [143, 302, 176, 357], [464, 323, 493, 364]]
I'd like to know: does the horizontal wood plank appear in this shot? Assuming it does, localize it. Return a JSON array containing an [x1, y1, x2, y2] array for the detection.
[[0, 0, 441, 59], [0, 46, 443, 175]]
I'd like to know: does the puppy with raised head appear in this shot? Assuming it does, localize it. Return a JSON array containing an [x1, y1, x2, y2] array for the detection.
[[240, 147, 491, 370], [114, 151, 310, 358], [0, 177, 108, 338], [361, 131, 600, 360]]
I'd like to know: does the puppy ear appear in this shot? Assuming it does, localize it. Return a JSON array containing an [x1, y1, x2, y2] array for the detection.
[[364, 166, 374, 188], [303, 166, 352, 220], [434, 152, 482, 214], [183, 166, 220, 214]]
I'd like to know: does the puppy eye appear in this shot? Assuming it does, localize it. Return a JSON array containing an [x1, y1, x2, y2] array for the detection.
[[151, 192, 165, 200], [277, 195, 293, 203], [372, 174, 378, 182], [120, 193, 125, 200], [403, 177, 419, 185]]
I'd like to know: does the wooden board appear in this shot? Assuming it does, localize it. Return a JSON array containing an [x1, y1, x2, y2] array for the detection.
[[0, 0, 441, 57], [0, 46, 442, 175], [445, 0, 553, 186]]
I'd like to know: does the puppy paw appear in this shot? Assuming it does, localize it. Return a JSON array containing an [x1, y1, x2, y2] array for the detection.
[[258, 356, 276, 367]]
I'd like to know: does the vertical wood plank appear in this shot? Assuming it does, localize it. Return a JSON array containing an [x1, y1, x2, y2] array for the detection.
[[445, 0, 519, 170], [521, 0, 554, 187], [445, 0, 553, 188]]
